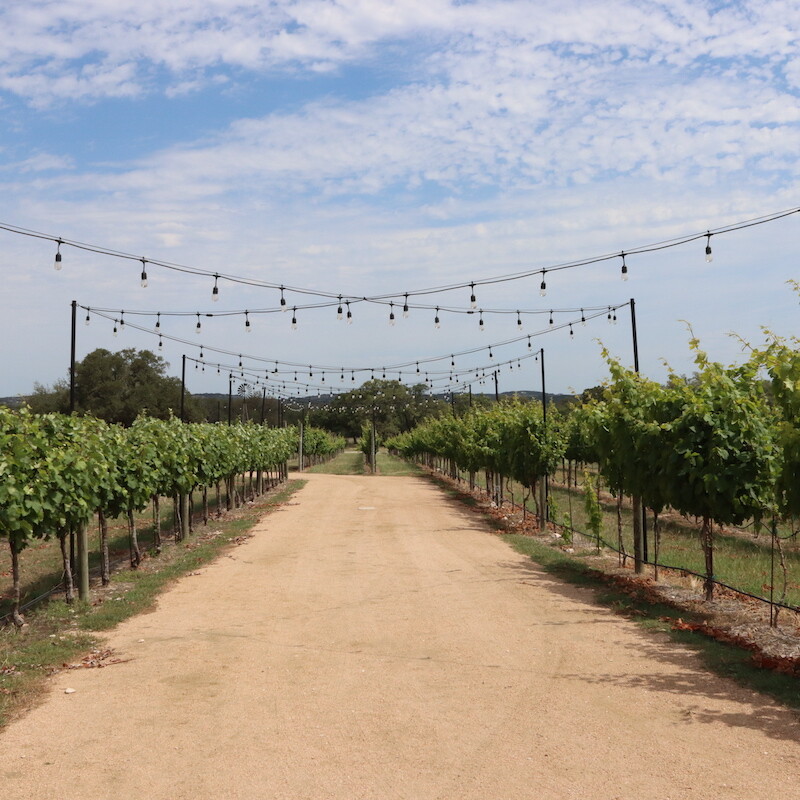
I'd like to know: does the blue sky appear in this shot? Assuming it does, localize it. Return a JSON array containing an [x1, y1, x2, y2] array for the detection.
[[0, 0, 798, 399]]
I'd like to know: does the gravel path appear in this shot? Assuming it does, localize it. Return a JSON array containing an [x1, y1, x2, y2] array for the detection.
[[2, 473, 799, 799]]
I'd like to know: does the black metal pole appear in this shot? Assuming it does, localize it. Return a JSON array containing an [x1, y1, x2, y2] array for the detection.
[[69, 300, 77, 413], [227, 375, 233, 425], [180, 354, 186, 422], [630, 298, 648, 562], [493, 371, 499, 402], [450, 392, 456, 417]]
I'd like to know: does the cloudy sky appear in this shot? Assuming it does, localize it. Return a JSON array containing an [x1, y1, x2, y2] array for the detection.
[[0, 0, 798, 399]]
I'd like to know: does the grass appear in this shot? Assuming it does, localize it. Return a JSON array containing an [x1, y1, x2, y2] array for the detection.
[[304, 450, 367, 475], [375, 451, 423, 476], [0, 479, 305, 728], [302, 449, 422, 477], [425, 468, 800, 709]]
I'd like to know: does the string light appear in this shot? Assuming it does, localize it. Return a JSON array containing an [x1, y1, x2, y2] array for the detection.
[[569, 323, 574, 338], [403, 294, 409, 318], [581, 309, 586, 326], [155, 312, 161, 330], [620, 252, 628, 281], [549, 310, 553, 325], [470, 283, 477, 309], [245, 311, 251, 333], [389, 302, 395, 326], [517, 311, 522, 329], [195, 313, 202, 334], [291, 308, 297, 329], [337, 296, 343, 320], [140, 258, 148, 288], [113, 319, 118, 337], [54, 239, 63, 270], [346, 301, 352, 324], [84, 309, 90, 326], [540, 270, 547, 297], [479, 312, 484, 331], [119, 312, 125, 331], [280, 286, 287, 310], [158, 334, 163, 350], [705, 232, 713, 262], [211, 274, 220, 302]]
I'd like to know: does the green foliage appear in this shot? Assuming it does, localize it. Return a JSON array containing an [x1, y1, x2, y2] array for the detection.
[[583, 473, 603, 546], [26, 348, 204, 424], [387, 399, 565, 489], [0, 410, 295, 554]]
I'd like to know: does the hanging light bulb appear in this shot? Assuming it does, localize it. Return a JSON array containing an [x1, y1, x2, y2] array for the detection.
[[346, 301, 352, 324], [155, 312, 161, 330], [245, 311, 251, 333], [517, 311, 522, 329], [620, 251, 628, 281], [403, 294, 409, 318], [351, 372, 355, 382], [335, 296, 343, 320], [84, 309, 90, 326], [581, 309, 586, 326], [434, 307, 441, 329], [479, 312, 484, 331], [470, 282, 477, 309], [200, 347, 204, 359], [569, 323, 574, 338], [705, 232, 713, 262], [119, 312, 125, 332], [527, 336, 532, 349], [113, 319, 118, 337], [280, 286, 287, 310], [238, 355, 243, 368], [195, 313, 202, 334], [416, 362, 420, 374], [54, 239, 64, 270], [540, 270, 547, 297], [158, 335, 163, 350], [140, 258, 148, 288], [451, 355, 455, 367], [488, 347, 493, 359], [607, 306, 612, 322], [549, 310, 554, 325], [212, 274, 220, 302], [291, 308, 297, 329], [612, 309, 618, 324], [389, 302, 395, 326]]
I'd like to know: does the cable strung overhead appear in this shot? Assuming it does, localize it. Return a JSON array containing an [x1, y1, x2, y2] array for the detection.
[[4, 204, 798, 304], [83, 302, 624, 376]]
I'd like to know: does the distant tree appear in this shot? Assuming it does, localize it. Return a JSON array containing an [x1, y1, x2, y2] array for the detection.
[[24, 348, 203, 425]]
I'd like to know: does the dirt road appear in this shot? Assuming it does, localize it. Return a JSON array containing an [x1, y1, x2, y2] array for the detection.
[[2, 473, 798, 799]]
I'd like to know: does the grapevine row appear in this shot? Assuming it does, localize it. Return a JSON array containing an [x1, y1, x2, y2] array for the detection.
[[0, 408, 343, 625]]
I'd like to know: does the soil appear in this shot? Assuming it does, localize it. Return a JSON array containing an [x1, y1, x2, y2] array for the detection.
[[1, 473, 798, 799]]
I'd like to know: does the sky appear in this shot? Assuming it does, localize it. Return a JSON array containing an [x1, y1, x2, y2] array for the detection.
[[0, 0, 798, 400]]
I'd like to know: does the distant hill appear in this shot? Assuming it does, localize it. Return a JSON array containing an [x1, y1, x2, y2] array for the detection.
[[0, 396, 24, 408]]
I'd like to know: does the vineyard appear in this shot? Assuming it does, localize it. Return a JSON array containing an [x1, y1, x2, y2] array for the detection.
[[0, 407, 344, 625], [388, 336, 800, 621]]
